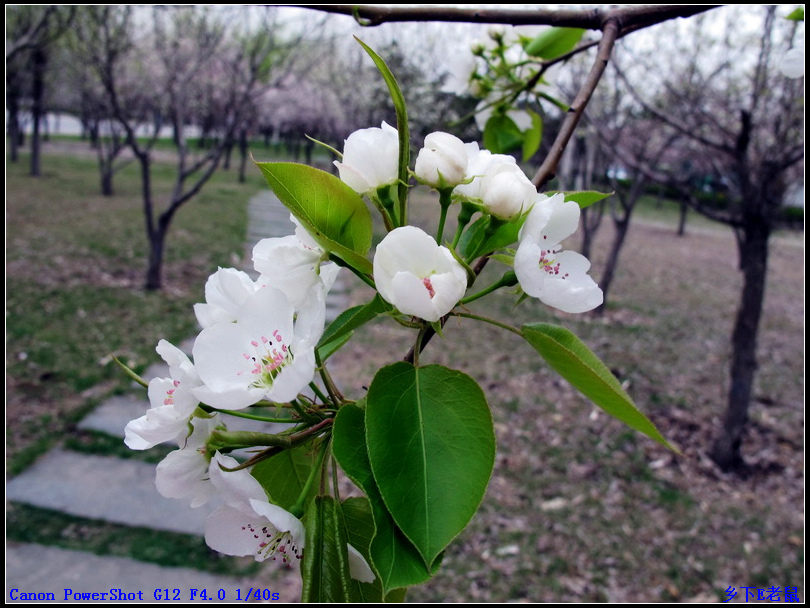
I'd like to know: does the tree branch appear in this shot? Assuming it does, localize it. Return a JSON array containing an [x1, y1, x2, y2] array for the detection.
[[296, 5, 717, 31], [530, 17, 620, 189]]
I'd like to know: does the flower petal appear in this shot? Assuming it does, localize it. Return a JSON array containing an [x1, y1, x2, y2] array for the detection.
[[347, 544, 376, 583]]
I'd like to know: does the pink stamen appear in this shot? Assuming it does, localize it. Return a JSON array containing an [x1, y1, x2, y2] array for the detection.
[[422, 277, 436, 298]]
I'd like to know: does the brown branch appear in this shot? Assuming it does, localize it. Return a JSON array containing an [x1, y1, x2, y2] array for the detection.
[[295, 5, 717, 31], [531, 18, 620, 189]]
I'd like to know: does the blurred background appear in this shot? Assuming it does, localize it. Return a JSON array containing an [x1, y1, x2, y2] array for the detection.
[[6, 4, 803, 602]]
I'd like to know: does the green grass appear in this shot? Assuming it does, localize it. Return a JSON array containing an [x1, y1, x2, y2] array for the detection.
[[6, 148, 268, 474], [6, 502, 260, 576]]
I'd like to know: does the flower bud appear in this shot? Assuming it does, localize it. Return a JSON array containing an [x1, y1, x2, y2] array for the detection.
[[479, 163, 537, 220], [334, 122, 399, 194], [414, 132, 469, 189], [373, 226, 467, 322]]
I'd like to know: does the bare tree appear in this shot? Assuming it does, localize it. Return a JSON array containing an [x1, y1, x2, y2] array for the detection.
[[615, 6, 804, 472], [5, 5, 74, 173], [63, 6, 138, 196], [88, 6, 296, 289]]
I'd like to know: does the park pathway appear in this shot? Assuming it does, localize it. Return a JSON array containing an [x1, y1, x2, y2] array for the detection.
[[6, 191, 348, 602]]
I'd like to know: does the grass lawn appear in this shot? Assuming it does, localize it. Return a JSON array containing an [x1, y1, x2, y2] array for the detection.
[[6, 145, 267, 474]]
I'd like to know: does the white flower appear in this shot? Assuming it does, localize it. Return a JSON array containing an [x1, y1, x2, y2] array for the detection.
[[373, 226, 467, 322], [194, 268, 258, 329], [155, 415, 222, 508], [441, 53, 478, 95], [204, 453, 305, 565], [124, 340, 202, 450], [334, 122, 399, 194], [253, 215, 340, 312], [191, 286, 320, 409], [514, 193, 603, 313], [204, 453, 375, 581], [414, 131, 469, 189], [780, 45, 804, 79], [455, 146, 536, 220]]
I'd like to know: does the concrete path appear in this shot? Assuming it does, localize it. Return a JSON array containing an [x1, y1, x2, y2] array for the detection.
[[5, 191, 345, 603]]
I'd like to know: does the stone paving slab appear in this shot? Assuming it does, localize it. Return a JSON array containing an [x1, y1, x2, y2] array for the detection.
[[6, 543, 302, 603], [6, 450, 214, 536]]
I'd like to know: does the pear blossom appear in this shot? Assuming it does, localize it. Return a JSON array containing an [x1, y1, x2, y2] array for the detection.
[[334, 122, 399, 194], [205, 452, 305, 565], [192, 286, 320, 409], [373, 226, 467, 322], [124, 340, 203, 450], [455, 146, 536, 220], [194, 268, 258, 329], [253, 215, 340, 311], [414, 131, 469, 189], [204, 453, 376, 581], [155, 415, 223, 508], [514, 193, 603, 313]]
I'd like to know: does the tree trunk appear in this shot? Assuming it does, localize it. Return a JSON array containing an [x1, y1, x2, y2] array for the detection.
[[238, 129, 249, 184], [30, 46, 48, 177], [593, 216, 631, 315], [580, 201, 605, 260], [710, 217, 770, 472], [677, 199, 688, 236], [8, 93, 21, 163], [145, 229, 166, 291], [100, 167, 114, 196]]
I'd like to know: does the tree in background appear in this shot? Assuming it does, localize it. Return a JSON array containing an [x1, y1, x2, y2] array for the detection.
[[615, 6, 804, 472], [5, 5, 74, 173], [84, 6, 296, 289]]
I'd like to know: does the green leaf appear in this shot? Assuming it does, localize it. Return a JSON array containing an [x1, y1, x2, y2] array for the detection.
[[341, 497, 407, 602], [483, 114, 523, 155], [546, 190, 613, 209], [521, 110, 543, 162], [333, 404, 438, 592], [355, 37, 410, 222], [786, 7, 804, 21], [255, 162, 373, 274], [317, 295, 391, 360], [251, 443, 315, 512], [538, 91, 570, 112], [522, 323, 677, 451], [301, 496, 359, 603], [524, 27, 585, 59], [365, 363, 496, 567], [459, 215, 524, 260]]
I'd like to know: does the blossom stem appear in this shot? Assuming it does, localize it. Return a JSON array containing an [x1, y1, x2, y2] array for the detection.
[[412, 327, 428, 367], [452, 311, 522, 336], [315, 350, 343, 406], [289, 437, 331, 518], [451, 201, 479, 249], [309, 381, 331, 405], [435, 188, 453, 244], [377, 186, 399, 227], [217, 417, 335, 471], [199, 406, 298, 424], [291, 398, 322, 424], [460, 271, 518, 305], [112, 355, 148, 388], [329, 253, 376, 289]]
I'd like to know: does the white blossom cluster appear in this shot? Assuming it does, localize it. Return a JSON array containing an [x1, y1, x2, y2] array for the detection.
[[337, 122, 602, 322], [124, 120, 601, 571]]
